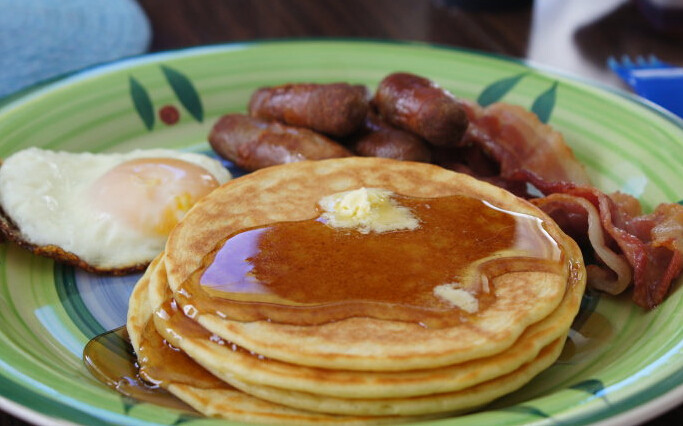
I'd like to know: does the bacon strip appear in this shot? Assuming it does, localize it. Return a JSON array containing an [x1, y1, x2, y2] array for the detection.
[[444, 101, 682, 309], [461, 101, 592, 186], [532, 193, 633, 295], [519, 171, 683, 309]]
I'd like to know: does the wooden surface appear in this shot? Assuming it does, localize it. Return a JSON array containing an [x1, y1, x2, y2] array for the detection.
[[2, 0, 682, 424]]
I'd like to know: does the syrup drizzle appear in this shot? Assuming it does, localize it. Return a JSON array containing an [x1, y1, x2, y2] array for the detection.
[[177, 194, 564, 328]]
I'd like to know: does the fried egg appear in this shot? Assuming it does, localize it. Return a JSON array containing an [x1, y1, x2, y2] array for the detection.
[[0, 147, 231, 273]]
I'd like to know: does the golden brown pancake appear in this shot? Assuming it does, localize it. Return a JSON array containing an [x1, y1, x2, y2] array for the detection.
[[145, 257, 576, 416], [124, 157, 586, 421], [127, 254, 412, 425], [163, 157, 584, 371], [148, 254, 583, 400], [127, 254, 164, 350], [219, 338, 565, 416]]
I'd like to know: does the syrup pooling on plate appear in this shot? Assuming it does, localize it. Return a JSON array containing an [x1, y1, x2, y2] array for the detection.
[[175, 193, 566, 328], [83, 302, 236, 412], [82, 326, 196, 411]]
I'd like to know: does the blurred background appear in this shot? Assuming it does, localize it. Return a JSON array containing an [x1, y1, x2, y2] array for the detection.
[[3, 0, 681, 101], [138, 0, 682, 91]]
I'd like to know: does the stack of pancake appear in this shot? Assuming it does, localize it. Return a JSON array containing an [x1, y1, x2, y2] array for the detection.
[[126, 157, 586, 425]]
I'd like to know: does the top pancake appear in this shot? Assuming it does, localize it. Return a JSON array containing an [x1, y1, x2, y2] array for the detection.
[[164, 157, 585, 371]]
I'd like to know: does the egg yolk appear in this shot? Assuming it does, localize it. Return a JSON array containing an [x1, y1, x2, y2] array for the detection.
[[89, 157, 220, 236]]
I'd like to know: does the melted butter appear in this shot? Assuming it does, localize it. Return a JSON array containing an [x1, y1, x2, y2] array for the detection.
[[177, 194, 564, 328], [318, 187, 419, 233]]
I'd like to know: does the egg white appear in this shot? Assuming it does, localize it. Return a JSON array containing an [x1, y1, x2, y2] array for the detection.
[[0, 147, 231, 271]]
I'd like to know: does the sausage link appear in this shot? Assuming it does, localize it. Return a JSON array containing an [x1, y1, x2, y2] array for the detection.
[[351, 112, 432, 162], [373, 73, 469, 146], [209, 114, 351, 171], [248, 83, 370, 137]]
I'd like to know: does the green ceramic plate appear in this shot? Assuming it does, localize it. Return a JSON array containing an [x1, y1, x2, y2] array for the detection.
[[0, 40, 681, 426]]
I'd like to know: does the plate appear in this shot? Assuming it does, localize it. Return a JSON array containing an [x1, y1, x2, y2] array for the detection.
[[0, 40, 682, 426]]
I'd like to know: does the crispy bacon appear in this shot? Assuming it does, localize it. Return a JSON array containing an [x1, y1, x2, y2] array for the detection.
[[532, 193, 634, 297], [518, 171, 683, 309], [460, 101, 592, 187], [440, 101, 682, 309]]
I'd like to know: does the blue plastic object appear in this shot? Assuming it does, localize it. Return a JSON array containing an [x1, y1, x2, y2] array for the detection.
[[608, 55, 683, 118], [0, 0, 151, 99]]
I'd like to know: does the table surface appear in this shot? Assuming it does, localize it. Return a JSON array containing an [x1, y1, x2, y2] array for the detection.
[[2, 0, 682, 424]]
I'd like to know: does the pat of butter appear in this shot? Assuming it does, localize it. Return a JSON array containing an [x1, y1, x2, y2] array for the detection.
[[318, 187, 419, 234], [434, 283, 479, 314]]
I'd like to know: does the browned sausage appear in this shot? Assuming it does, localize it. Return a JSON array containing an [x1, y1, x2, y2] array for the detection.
[[248, 83, 370, 137], [373, 73, 469, 147], [209, 114, 352, 171], [351, 112, 432, 162]]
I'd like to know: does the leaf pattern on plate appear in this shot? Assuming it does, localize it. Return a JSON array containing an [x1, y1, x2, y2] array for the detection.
[[161, 65, 204, 123], [173, 413, 202, 425], [531, 81, 559, 123], [123, 398, 137, 415], [129, 76, 155, 131], [477, 72, 527, 106], [570, 379, 609, 402]]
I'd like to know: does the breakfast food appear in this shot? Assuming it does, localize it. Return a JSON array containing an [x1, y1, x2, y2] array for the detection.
[[248, 83, 370, 137], [0, 148, 231, 274], [124, 157, 586, 422], [455, 100, 593, 187], [373, 72, 470, 146], [526, 175, 683, 309], [209, 114, 352, 172], [208, 72, 683, 308], [442, 99, 683, 308], [127, 255, 403, 425], [63, 69, 679, 423], [350, 111, 432, 162]]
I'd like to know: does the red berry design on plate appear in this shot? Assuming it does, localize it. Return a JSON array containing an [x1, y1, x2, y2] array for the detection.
[[159, 105, 180, 125]]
